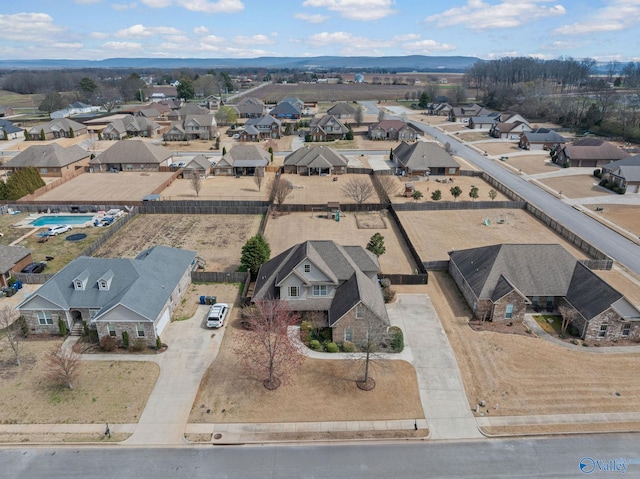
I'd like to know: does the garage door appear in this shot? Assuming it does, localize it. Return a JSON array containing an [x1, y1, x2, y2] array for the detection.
[[156, 308, 171, 336]]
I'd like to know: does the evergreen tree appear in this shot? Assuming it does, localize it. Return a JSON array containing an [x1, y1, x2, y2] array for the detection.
[[366, 232, 386, 257], [431, 189, 442, 201], [241, 234, 271, 276]]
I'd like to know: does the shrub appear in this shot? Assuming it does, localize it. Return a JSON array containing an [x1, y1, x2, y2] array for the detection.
[[389, 326, 404, 352], [309, 339, 321, 351], [382, 286, 396, 303], [341, 341, 356, 352], [82, 321, 89, 336], [99, 336, 118, 352], [380, 278, 391, 289], [17, 315, 28, 337], [319, 328, 332, 342], [7, 276, 15, 286], [156, 336, 163, 350], [593, 169, 602, 178], [325, 342, 339, 353], [121, 330, 129, 348], [129, 338, 147, 352], [58, 318, 68, 336]]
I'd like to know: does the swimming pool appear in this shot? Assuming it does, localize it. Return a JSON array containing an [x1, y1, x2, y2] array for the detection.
[[29, 215, 95, 227]]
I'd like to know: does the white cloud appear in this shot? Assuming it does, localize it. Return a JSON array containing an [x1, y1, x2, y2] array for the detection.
[[427, 1, 566, 30], [115, 24, 183, 38], [294, 12, 329, 23], [553, 0, 640, 35], [234, 34, 277, 46], [306, 31, 394, 54], [194, 26, 209, 35], [392, 33, 420, 42], [302, 0, 396, 21], [53, 42, 84, 49], [90, 32, 109, 39], [0, 12, 66, 41], [102, 41, 144, 50], [112, 3, 138, 11], [140, 0, 244, 13], [402, 39, 457, 54], [75, 0, 102, 3]]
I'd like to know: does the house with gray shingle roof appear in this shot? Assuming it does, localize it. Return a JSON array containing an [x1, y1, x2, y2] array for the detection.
[[17, 245, 197, 344], [368, 119, 417, 142], [518, 128, 567, 151], [233, 97, 266, 118], [238, 114, 282, 142], [283, 145, 348, 175], [556, 138, 630, 168], [0, 118, 22, 140], [327, 102, 357, 119], [449, 243, 640, 341], [213, 145, 269, 176], [102, 114, 160, 140], [4, 144, 91, 177], [26, 119, 87, 141], [601, 155, 640, 193], [392, 141, 460, 176], [0, 245, 32, 288], [182, 154, 213, 179], [269, 101, 302, 119], [253, 240, 389, 344], [89, 139, 172, 172], [308, 114, 350, 141]]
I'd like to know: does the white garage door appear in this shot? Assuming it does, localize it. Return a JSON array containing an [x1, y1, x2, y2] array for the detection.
[[156, 308, 171, 336]]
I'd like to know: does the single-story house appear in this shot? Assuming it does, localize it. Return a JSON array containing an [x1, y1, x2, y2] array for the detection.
[[468, 114, 498, 130], [280, 97, 305, 111], [392, 141, 460, 176], [51, 102, 101, 119], [148, 86, 178, 102], [556, 138, 630, 168], [601, 155, 640, 193], [308, 115, 350, 141], [89, 140, 173, 172], [4, 144, 91, 177], [368, 120, 417, 142], [490, 121, 532, 139], [101, 114, 160, 140], [182, 154, 212, 179], [0, 106, 15, 117], [327, 102, 357, 119], [0, 118, 22, 140], [26, 119, 87, 141], [426, 102, 452, 116], [253, 240, 390, 344], [213, 145, 269, 176], [449, 243, 640, 341], [269, 101, 302, 119], [518, 128, 567, 151], [17, 245, 197, 345], [283, 145, 348, 175], [448, 104, 491, 122], [0, 245, 32, 288]]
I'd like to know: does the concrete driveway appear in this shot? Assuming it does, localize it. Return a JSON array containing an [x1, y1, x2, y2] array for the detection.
[[387, 294, 481, 439]]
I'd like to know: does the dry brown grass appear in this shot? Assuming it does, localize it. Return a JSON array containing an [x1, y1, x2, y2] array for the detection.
[[539, 174, 612, 199], [481, 423, 640, 436], [189, 316, 424, 424], [161, 173, 274, 201], [428, 272, 640, 417], [587, 204, 640, 238], [389, 175, 510, 204], [0, 339, 158, 424], [473, 142, 521, 156], [93, 214, 261, 272], [0, 432, 130, 444], [500, 154, 558, 175]]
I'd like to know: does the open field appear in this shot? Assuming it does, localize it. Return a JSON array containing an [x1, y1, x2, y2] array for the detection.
[[472, 141, 521, 156], [398, 208, 591, 261], [264, 211, 416, 274], [189, 315, 424, 424], [389, 175, 510, 204], [588, 204, 640, 238], [161, 173, 274, 201], [456, 131, 490, 142], [0, 338, 158, 425], [428, 272, 640, 418], [539, 174, 611, 199], [595, 267, 640, 306], [93, 214, 261, 272], [500, 154, 558, 175], [36, 172, 176, 203], [246, 83, 430, 103], [281, 173, 379, 205]]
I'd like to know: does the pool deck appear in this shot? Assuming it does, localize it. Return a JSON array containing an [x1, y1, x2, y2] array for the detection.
[[9, 212, 118, 229]]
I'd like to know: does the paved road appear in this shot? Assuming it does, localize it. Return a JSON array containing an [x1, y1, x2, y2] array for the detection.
[[411, 119, 640, 275], [3, 434, 640, 478]]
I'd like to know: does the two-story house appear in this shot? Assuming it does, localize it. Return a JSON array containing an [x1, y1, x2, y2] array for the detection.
[[253, 240, 390, 344], [238, 114, 282, 142], [368, 120, 417, 142], [308, 115, 350, 141]]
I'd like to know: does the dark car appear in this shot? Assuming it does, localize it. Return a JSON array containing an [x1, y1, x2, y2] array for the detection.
[[21, 262, 46, 274]]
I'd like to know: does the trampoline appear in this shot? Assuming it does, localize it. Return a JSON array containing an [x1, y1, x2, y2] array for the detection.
[[66, 233, 87, 242]]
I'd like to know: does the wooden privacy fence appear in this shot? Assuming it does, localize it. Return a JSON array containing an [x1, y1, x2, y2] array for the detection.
[[378, 273, 428, 285], [13, 272, 54, 284], [393, 200, 526, 211], [79, 207, 139, 257], [191, 271, 249, 283]]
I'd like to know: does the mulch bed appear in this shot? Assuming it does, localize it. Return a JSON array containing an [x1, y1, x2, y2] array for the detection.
[[468, 319, 532, 337]]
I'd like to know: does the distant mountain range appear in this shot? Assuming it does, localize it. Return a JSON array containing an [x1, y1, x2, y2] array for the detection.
[[0, 55, 482, 71]]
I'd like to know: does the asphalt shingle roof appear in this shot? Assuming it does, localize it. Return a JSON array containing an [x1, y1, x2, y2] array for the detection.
[[91, 139, 172, 165], [6, 144, 89, 168]]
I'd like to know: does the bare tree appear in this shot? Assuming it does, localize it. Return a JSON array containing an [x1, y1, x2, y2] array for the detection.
[[558, 305, 578, 336], [253, 167, 265, 192], [46, 345, 81, 390], [269, 174, 292, 205], [354, 105, 364, 127], [377, 109, 385, 122], [355, 309, 390, 391], [234, 299, 304, 389], [374, 174, 400, 202], [0, 306, 22, 366], [341, 177, 374, 204], [190, 172, 203, 197]]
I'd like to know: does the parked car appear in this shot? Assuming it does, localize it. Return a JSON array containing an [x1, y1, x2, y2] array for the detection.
[[47, 224, 72, 236], [206, 303, 229, 328], [21, 262, 46, 274]]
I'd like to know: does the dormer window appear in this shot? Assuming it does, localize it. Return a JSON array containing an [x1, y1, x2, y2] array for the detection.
[[97, 270, 113, 291], [74, 279, 84, 290], [72, 270, 90, 291]]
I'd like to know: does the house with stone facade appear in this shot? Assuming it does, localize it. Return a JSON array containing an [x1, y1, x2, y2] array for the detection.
[[368, 120, 417, 142], [283, 145, 348, 175], [392, 141, 460, 176], [17, 246, 197, 344], [307, 114, 350, 141], [26, 119, 87, 141], [252, 240, 389, 344], [449, 243, 640, 341], [89, 140, 172, 172], [600, 155, 640, 194]]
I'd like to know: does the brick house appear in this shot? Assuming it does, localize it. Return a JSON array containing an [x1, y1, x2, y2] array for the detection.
[[26, 119, 87, 140], [368, 120, 417, 141], [17, 246, 197, 345], [89, 139, 172, 172], [308, 115, 350, 141], [283, 145, 348, 175], [600, 155, 640, 193], [252, 240, 390, 344], [213, 145, 269, 176], [4, 144, 91, 178], [518, 128, 567, 151], [392, 141, 460, 176], [556, 138, 630, 168], [102, 114, 160, 140], [449, 244, 640, 341], [238, 114, 282, 141], [0, 245, 32, 288]]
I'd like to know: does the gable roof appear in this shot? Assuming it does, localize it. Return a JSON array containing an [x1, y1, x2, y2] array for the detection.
[[0, 118, 22, 134], [0, 245, 31, 273], [393, 141, 459, 170], [327, 102, 356, 116], [562, 138, 631, 161], [218, 145, 269, 167], [283, 145, 348, 168], [270, 101, 301, 117], [28, 118, 86, 135], [328, 270, 388, 326], [6, 144, 89, 168], [370, 119, 412, 132], [90, 139, 172, 165], [184, 154, 212, 170], [18, 246, 196, 323], [522, 128, 567, 144], [602, 155, 640, 182], [245, 114, 281, 127]]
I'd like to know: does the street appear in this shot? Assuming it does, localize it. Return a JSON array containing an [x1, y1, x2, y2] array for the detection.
[[3, 434, 640, 478]]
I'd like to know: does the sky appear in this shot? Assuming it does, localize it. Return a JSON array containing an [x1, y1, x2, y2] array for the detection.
[[1, 0, 639, 62]]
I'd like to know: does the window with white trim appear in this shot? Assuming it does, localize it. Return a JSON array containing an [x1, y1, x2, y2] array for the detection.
[[622, 323, 631, 337], [90, 309, 99, 320], [505, 304, 514, 319], [136, 323, 145, 337], [312, 285, 327, 296], [37, 311, 53, 325], [304, 264, 311, 273], [599, 324, 608, 337], [355, 304, 365, 319], [344, 327, 352, 342], [108, 323, 116, 337], [288, 286, 300, 298]]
